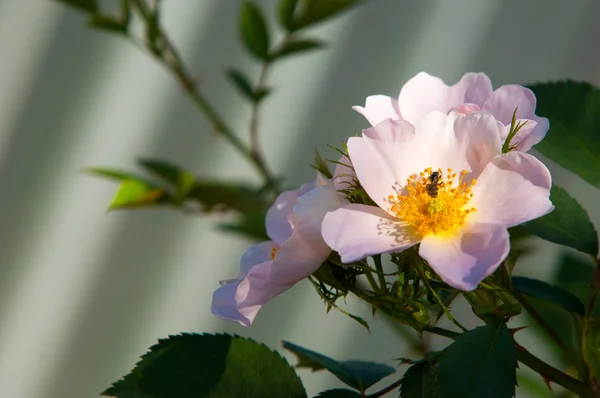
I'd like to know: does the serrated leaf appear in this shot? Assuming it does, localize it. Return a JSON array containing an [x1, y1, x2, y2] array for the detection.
[[137, 159, 195, 203], [56, 0, 98, 14], [313, 389, 362, 398], [436, 324, 517, 398], [522, 185, 598, 256], [226, 68, 256, 101], [102, 333, 306, 398], [87, 15, 128, 34], [240, 1, 270, 60], [109, 179, 165, 209], [512, 276, 585, 316], [529, 81, 600, 189], [277, 0, 299, 30], [282, 341, 394, 392], [290, 0, 362, 31], [400, 362, 435, 398], [271, 38, 325, 59]]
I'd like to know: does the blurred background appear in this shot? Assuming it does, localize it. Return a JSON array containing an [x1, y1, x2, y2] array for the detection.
[[1, 0, 600, 397]]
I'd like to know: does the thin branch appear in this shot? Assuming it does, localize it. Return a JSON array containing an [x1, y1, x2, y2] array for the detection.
[[366, 378, 403, 398]]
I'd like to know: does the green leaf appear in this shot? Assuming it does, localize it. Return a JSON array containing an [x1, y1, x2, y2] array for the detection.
[[552, 252, 600, 317], [400, 362, 435, 398], [218, 209, 269, 241], [512, 276, 585, 316], [282, 341, 395, 392], [137, 159, 195, 203], [85, 167, 152, 184], [290, 0, 362, 31], [313, 390, 362, 397], [87, 15, 128, 34], [109, 179, 166, 210], [190, 181, 266, 213], [436, 324, 517, 398], [521, 185, 598, 256], [56, 0, 98, 14], [226, 68, 256, 101], [277, 0, 299, 31], [529, 81, 600, 189], [146, 6, 161, 55], [240, 1, 270, 60], [271, 38, 325, 60], [584, 320, 600, 380], [103, 333, 306, 398]]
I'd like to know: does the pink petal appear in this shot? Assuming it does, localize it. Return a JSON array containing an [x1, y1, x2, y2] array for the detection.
[[333, 155, 357, 192], [516, 117, 549, 152], [321, 204, 420, 263], [293, 181, 346, 251], [483, 85, 536, 126], [398, 72, 493, 125], [234, 241, 279, 281], [211, 281, 252, 326], [265, 182, 314, 244], [352, 95, 401, 126], [453, 112, 502, 176], [419, 222, 510, 291], [470, 152, 553, 228]]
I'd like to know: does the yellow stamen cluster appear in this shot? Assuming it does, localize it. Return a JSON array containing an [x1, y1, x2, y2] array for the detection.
[[388, 167, 477, 237], [270, 247, 279, 261]]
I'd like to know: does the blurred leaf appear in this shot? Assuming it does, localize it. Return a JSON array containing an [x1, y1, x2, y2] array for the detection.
[[56, 0, 98, 14], [436, 324, 517, 398], [282, 341, 395, 392], [103, 333, 306, 398], [109, 179, 166, 209], [270, 38, 325, 59], [277, 0, 299, 30], [218, 209, 268, 241], [400, 361, 435, 398], [584, 320, 600, 380], [313, 390, 361, 398], [513, 276, 585, 316], [553, 252, 600, 317], [226, 68, 256, 101], [137, 159, 195, 203], [85, 167, 152, 184], [146, 5, 161, 54], [240, 1, 270, 60], [190, 181, 266, 213], [87, 15, 128, 34], [522, 186, 599, 256], [529, 81, 600, 189], [290, 0, 363, 31]]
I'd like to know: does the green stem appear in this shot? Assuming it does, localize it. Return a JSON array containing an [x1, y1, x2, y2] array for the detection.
[[373, 255, 387, 292], [127, 0, 279, 191]]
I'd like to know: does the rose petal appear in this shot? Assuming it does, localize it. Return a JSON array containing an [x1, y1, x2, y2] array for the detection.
[[231, 241, 279, 282], [265, 182, 314, 244], [483, 85, 537, 126], [398, 72, 493, 125], [211, 281, 252, 326], [470, 152, 553, 228], [453, 112, 502, 176], [321, 204, 420, 263], [352, 95, 401, 126], [293, 181, 345, 251], [419, 222, 510, 291], [516, 117, 549, 152]]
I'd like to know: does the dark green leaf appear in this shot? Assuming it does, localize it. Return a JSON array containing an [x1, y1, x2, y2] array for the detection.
[[436, 324, 517, 398], [584, 320, 600, 380], [103, 333, 306, 398], [226, 69, 256, 102], [218, 209, 268, 241], [277, 0, 299, 31], [56, 0, 98, 14], [109, 179, 166, 209], [400, 362, 435, 398], [282, 341, 394, 392], [552, 252, 600, 317], [240, 1, 270, 60], [529, 81, 600, 189], [254, 87, 272, 102], [512, 276, 585, 316], [87, 15, 128, 34], [290, 0, 362, 31], [146, 6, 161, 55], [271, 38, 325, 60], [522, 185, 598, 256], [137, 159, 195, 203], [190, 181, 266, 213], [313, 389, 362, 398]]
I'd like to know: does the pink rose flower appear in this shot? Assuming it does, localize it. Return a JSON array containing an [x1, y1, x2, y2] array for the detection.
[[211, 179, 345, 325], [353, 72, 549, 152], [321, 111, 553, 291]]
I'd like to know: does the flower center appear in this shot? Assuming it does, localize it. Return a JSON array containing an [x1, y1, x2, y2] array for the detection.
[[270, 247, 279, 260], [388, 167, 477, 237]]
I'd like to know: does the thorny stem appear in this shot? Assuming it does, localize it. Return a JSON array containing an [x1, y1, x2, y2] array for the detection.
[[512, 288, 580, 367], [128, 0, 279, 192]]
